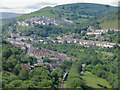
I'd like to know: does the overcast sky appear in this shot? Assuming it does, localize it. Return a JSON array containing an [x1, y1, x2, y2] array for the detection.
[[0, 0, 119, 13]]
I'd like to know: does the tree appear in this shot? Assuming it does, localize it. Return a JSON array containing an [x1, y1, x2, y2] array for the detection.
[[38, 80, 52, 88], [68, 78, 83, 88], [6, 57, 18, 71], [61, 60, 72, 72], [41, 71, 50, 81], [29, 56, 37, 65], [31, 75, 41, 82], [13, 64, 21, 75], [51, 71, 59, 85], [19, 68, 29, 80], [63, 40, 67, 44], [97, 71, 106, 78], [2, 49, 12, 59], [5, 84, 14, 88], [43, 57, 51, 63], [9, 80, 23, 87]]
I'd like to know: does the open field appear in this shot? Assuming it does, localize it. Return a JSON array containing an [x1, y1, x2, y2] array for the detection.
[[81, 71, 112, 88]]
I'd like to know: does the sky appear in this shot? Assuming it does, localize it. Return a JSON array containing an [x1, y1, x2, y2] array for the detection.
[[0, 0, 119, 14]]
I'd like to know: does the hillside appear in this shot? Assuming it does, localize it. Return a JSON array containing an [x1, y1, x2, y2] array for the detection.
[[98, 12, 118, 29], [66, 62, 111, 88], [0, 12, 22, 27], [2, 3, 118, 39], [16, 3, 117, 26], [1, 3, 118, 40]]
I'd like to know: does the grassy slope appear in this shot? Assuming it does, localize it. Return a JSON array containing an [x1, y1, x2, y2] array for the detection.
[[66, 62, 111, 88], [98, 12, 118, 29], [100, 20, 118, 29], [16, 3, 117, 26], [16, 7, 59, 21], [81, 71, 111, 88]]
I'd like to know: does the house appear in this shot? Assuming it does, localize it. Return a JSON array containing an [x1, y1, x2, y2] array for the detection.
[[82, 64, 85, 68], [87, 26, 94, 31], [21, 64, 31, 72], [16, 36, 34, 41], [20, 45, 27, 50], [74, 39, 79, 43], [81, 71, 84, 74], [17, 21, 29, 26]]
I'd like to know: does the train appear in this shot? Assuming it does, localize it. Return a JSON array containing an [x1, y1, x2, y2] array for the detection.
[[62, 72, 68, 82]]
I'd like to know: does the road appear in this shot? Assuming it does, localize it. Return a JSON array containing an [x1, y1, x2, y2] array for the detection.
[[101, 52, 113, 56]]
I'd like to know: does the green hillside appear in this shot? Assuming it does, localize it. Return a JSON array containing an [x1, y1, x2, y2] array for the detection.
[[98, 12, 118, 29], [81, 71, 111, 88], [16, 3, 117, 25], [10, 3, 118, 39], [2, 3, 118, 39], [66, 62, 111, 88]]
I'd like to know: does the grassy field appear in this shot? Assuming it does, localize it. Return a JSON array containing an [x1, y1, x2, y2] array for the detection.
[[99, 19, 118, 29], [79, 49, 84, 52], [81, 71, 112, 88], [98, 12, 118, 29]]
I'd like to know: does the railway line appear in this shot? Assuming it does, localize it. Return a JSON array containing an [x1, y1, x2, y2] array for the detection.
[[61, 71, 69, 88]]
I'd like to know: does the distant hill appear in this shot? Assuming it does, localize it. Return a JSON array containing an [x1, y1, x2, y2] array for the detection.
[[0, 12, 22, 26], [16, 3, 117, 26], [1, 12, 22, 20], [3, 3, 118, 37]]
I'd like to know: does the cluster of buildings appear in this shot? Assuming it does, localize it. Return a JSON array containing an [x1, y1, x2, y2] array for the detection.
[[6, 38, 31, 50], [7, 27, 77, 71], [15, 36, 34, 41], [86, 26, 119, 36], [17, 16, 74, 26], [6, 25, 120, 71], [17, 21, 29, 26], [57, 35, 117, 48], [6, 37, 76, 70], [8, 26, 55, 44], [27, 46, 71, 63], [8, 26, 20, 38]]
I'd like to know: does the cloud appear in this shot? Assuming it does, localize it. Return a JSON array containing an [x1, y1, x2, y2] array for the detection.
[[0, 0, 119, 13], [111, 0, 119, 6], [0, 7, 11, 9], [36, 2, 57, 5], [25, 5, 41, 9], [25, 2, 56, 9], [0, 8, 39, 14]]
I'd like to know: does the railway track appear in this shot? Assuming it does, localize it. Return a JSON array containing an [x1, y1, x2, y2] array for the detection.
[[61, 81, 65, 88], [61, 71, 69, 89]]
